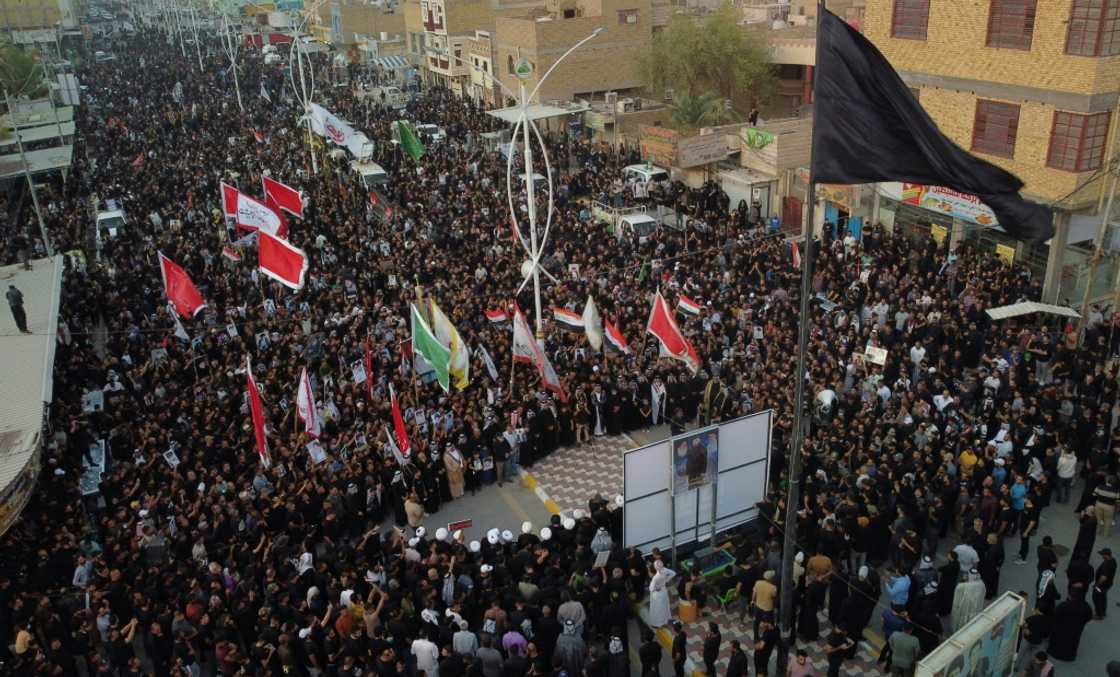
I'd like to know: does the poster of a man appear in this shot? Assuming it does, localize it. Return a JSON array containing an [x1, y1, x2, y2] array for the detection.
[[672, 429, 718, 495]]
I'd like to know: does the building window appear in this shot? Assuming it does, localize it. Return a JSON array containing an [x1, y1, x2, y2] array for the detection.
[[972, 100, 1021, 158], [986, 0, 1037, 50], [618, 9, 639, 24], [890, 0, 930, 40], [1066, 0, 1120, 56], [1047, 111, 1110, 172], [508, 55, 515, 74]]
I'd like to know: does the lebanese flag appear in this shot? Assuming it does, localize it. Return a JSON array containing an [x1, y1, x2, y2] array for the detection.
[[158, 252, 206, 318], [390, 384, 411, 460], [262, 175, 305, 219], [647, 291, 700, 374], [792, 241, 801, 269], [553, 307, 584, 329], [258, 230, 309, 290], [677, 295, 702, 315], [222, 246, 242, 262], [604, 318, 630, 355], [246, 357, 271, 467], [295, 367, 320, 438], [485, 308, 508, 323], [221, 182, 285, 237]]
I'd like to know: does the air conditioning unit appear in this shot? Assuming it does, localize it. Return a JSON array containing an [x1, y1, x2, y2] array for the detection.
[[663, 87, 674, 102], [633, 97, 643, 111], [616, 97, 634, 114], [605, 91, 618, 106], [624, 12, 638, 23]]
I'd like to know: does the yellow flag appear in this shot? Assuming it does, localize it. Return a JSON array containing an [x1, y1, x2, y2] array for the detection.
[[429, 300, 470, 390]]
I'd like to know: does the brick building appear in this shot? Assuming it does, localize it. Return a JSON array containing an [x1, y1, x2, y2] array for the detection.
[[493, 0, 653, 105], [863, 0, 1119, 301]]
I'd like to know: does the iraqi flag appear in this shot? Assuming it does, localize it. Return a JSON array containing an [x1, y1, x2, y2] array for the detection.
[[553, 307, 584, 329], [485, 308, 508, 323], [221, 182, 285, 237], [222, 246, 242, 262], [647, 291, 700, 374], [513, 303, 567, 401], [262, 175, 305, 219], [295, 367, 320, 438], [158, 252, 206, 318], [792, 241, 801, 269], [677, 295, 702, 315], [604, 318, 630, 355], [246, 357, 271, 467], [258, 230, 309, 290]]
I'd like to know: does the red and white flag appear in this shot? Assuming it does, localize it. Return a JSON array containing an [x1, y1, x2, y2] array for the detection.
[[295, 367, 320, 438], [221, 182, 285, 237], [221, 246, 242, 262], [262, 175, 305, 219], [512, 303, 567, 401], [604, 318, 630, 354], [363, 340, 374, 401], [258, 230, 309, 290], [389, 384, 411, 465], [246, 357, 271, 467], [253, 130, 264, 144], [648, 291, 700, 374], [158, 252, 206, 318], [485, 308, 508, 323], [552, 307, 584, 329], [792, 241, 801, 269], [677, 295, 702, 315]]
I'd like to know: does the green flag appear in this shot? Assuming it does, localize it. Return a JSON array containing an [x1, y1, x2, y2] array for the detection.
[[398, 121, 425, 162], [411, 303, 450, 392]]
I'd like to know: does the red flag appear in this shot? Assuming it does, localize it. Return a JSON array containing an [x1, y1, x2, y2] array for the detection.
[[262, 175, 305, 218], [792, 241, 801, 269], [604, 318, 630, 354], [264, 192, 289, 238], [246, 357, 271, 467], [390, 384, 411, 460], [221, 246, 242, 262], [221, 182, 284, 236], [253, 130, 264, 143], [646, 291, 700, 374], [364, 339, 374, 401], [485, 308, 508, 323], [158, 252, 206, 318], [258, 230, 308, 290]]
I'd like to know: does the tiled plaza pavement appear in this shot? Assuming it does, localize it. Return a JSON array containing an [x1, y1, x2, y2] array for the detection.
[[524, 434, 632, 513], [646, 586, 883, 677]]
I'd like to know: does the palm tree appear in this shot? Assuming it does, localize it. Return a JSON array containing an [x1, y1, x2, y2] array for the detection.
[[668, 91, 735, 132]]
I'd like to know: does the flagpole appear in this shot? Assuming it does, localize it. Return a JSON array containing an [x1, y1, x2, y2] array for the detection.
[[776, 1, 823, 674]]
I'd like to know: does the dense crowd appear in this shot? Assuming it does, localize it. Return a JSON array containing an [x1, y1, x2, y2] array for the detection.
[[2, 19, 1120, 677]]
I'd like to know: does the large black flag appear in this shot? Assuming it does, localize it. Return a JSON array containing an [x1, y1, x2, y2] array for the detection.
[[811, 9, 1054, 242]]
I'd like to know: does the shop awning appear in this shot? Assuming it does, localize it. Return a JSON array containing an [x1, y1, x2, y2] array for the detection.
[[372, 55, 410, 70], [986, 302, 1080, 321], [487, 102, 590, 124], [0, 121, 75, 147]]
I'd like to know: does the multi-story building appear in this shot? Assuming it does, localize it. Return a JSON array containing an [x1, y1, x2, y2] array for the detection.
[[493, 0, 653, 105], [0, 0, 63, 31], [312, 0, 406, 50], [863, 0, 1120, 302]]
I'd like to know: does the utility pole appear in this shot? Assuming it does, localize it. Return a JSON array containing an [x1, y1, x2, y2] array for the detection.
[[1078, 159, 1119, 337], [5, 89, 53, 256]]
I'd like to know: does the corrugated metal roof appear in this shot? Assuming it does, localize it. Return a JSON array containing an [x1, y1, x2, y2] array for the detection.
[[0, 255, 62, 493], [986, 301, 1081, 321]]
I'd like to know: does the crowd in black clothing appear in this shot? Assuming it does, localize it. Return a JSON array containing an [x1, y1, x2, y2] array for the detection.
[[1, 17, 1120, 677]]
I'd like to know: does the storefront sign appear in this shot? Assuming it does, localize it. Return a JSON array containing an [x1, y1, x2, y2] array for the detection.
[[818, 183, 858, 212], [639, 125, 678, 168], [888, 182, 998, 226], [677, 133, 726, 168]]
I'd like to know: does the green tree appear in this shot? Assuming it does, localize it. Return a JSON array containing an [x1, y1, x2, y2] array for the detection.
[[0, 42, 44, 97], [668, 91, 735, 132], [639, 3, 773, 112]]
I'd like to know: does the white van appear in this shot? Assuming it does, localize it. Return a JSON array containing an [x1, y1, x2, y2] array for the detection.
[[351, 161, 389, 189], [623, 163, 670, 185], [618, 214, 660, 243]]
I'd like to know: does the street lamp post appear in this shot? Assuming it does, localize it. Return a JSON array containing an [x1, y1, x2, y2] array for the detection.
[[436, 29, 603, 344], [288, 1, 328, 175]]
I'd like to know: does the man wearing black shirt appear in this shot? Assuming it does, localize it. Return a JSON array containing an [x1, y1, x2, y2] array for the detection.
[[824, 625, 854, 677], [638, 630, 662, 676], [1016, 496, 1040, 564], [671, 622, 687, 677], [754, 619, 779, 677], [1036, 536, 1058, 587], [1094, 548, 1116, 619], [727, 639, 749, 677]]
